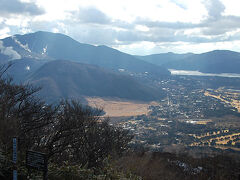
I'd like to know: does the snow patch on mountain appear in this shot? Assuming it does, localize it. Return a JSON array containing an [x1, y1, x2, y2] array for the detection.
[[42, 45, 48, 55], [12, 36, 32, 53], [25, 66, 30, 71]]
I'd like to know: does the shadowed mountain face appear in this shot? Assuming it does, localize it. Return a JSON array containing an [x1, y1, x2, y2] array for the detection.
[[135, 52, 193, 66], [3, 58, 48, 83], [27, 60, 165, 102], [0, 31, 169, 102], [137, 50, 240, 74], [0, 31, 170, 76], [167, 50, 240, 74]]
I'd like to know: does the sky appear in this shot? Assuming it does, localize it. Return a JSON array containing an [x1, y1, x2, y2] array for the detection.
[[0, 0, 240, 55]]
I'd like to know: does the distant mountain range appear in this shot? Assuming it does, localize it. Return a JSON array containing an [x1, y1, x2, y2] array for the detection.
[[135, 52, 193, 66], [0, 31, 168, 102], [1, 31, 170, 76], [137, 50, 240, 74]]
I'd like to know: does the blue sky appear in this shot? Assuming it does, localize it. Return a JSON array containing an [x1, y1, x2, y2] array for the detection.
[[0, 0, 240, 55]]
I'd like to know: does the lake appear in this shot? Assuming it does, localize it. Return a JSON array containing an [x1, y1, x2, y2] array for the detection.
[[169, 69, 240, 78]]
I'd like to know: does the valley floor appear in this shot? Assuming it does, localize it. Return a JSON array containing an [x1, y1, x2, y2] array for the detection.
[[86, 97, 157, 117]]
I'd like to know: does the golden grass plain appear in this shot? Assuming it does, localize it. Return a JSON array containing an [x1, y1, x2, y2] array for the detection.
[[86, 97, 158, 117]]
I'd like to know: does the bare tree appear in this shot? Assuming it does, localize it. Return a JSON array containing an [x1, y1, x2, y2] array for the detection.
[[43, 100, 133, 167], [0, 64, 133, 169]]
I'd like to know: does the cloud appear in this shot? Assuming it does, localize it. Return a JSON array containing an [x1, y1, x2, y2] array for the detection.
[[65, 24, 118, 45], [0, 40, 21, 60], [134, 18, 200, 29], [131, 1, 240, 39], [1, 0, 240, 55], [25, 11, 239, 48], [204, 0, 225, 20], [0, 27, 11, 39], [73, 7, 111, 24], [0, 0, 45, 17], [200, 0, 240, 36], [170, 0, 188, 10], [201, 17, 240, 36]]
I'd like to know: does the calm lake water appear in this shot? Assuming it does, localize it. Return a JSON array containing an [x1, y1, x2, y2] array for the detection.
[[169, 69, 240, 78]]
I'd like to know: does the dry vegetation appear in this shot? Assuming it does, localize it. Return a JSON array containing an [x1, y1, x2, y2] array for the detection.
[[190, 130, 240, 151], [113, 151, 240, 180], [211, 116, 240, 129], [204, 90, 240, 112], [86, 97, 158, 117], [196, 120, 212, 125], [190, 130, 229, 139]]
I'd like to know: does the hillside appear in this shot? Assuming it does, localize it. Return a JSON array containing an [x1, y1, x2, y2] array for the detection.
[[135, 52, 193, 66], [166, 50, 240, 73], [27, 60, 166, 102], [0, 31, 170, 76], [3, 58, 48, 82], [137, 50, 240, 74]]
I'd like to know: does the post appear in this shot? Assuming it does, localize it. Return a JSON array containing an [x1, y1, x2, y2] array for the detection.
[[13, 137, 17, 180], [43, 169, 48, 180], [43, 156, 48, 180]]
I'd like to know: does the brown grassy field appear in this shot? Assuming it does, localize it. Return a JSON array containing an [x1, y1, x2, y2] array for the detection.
[[86, 97, 158, 117], [190, 131, 240, 151], [204, 91, 240, 112], [196, 120, 212, 125]]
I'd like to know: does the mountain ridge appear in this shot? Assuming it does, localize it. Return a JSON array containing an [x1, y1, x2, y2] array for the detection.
[[26, 60, 166, 102], [137, 50, 240, 74], [0, 31, 170, 76]]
